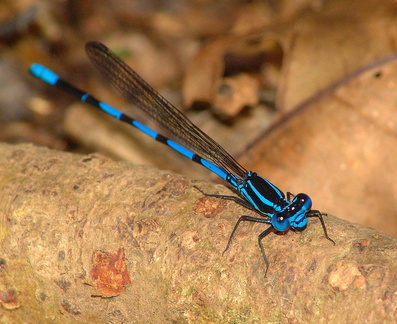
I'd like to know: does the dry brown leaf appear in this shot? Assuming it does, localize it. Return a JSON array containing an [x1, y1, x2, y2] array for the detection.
[[278, 0, 397, 112], [183, 0, 397, 118], [183, 35, 281, 112], [214, 73, 259, 117], [239, 53, 397, 236]]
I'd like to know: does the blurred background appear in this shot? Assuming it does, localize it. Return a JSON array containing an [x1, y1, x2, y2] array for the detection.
[[1, 0, 396, 236]]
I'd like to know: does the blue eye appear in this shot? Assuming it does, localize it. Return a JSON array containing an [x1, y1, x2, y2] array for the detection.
[[295, 193, 312, 211], [272, 214, 290, 231]]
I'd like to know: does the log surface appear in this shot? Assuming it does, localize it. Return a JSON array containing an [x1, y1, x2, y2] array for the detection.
[[0, 143, 396, 323]]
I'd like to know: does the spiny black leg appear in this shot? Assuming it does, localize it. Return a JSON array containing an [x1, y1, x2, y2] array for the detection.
[[195, 185, 274, 275], [308, 210, 335, 245], [223, 215, 271, 255], [258, 226, 274, 277], [193, 185, 256, 211]]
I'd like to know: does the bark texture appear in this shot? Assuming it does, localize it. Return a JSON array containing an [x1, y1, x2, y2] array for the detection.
[[0, 143, 396, 323]]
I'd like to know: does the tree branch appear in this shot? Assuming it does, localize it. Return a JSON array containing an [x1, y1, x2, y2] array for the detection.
[[0, 143, 396, 323]]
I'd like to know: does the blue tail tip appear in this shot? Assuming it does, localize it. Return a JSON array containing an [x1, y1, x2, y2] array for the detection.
[[29, 63, 59, 86], [29, 63, 43, 75]]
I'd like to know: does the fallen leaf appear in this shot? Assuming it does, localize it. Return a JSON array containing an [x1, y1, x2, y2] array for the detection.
[[239, 53, 397, 236], [278, 0, 397, 112]]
